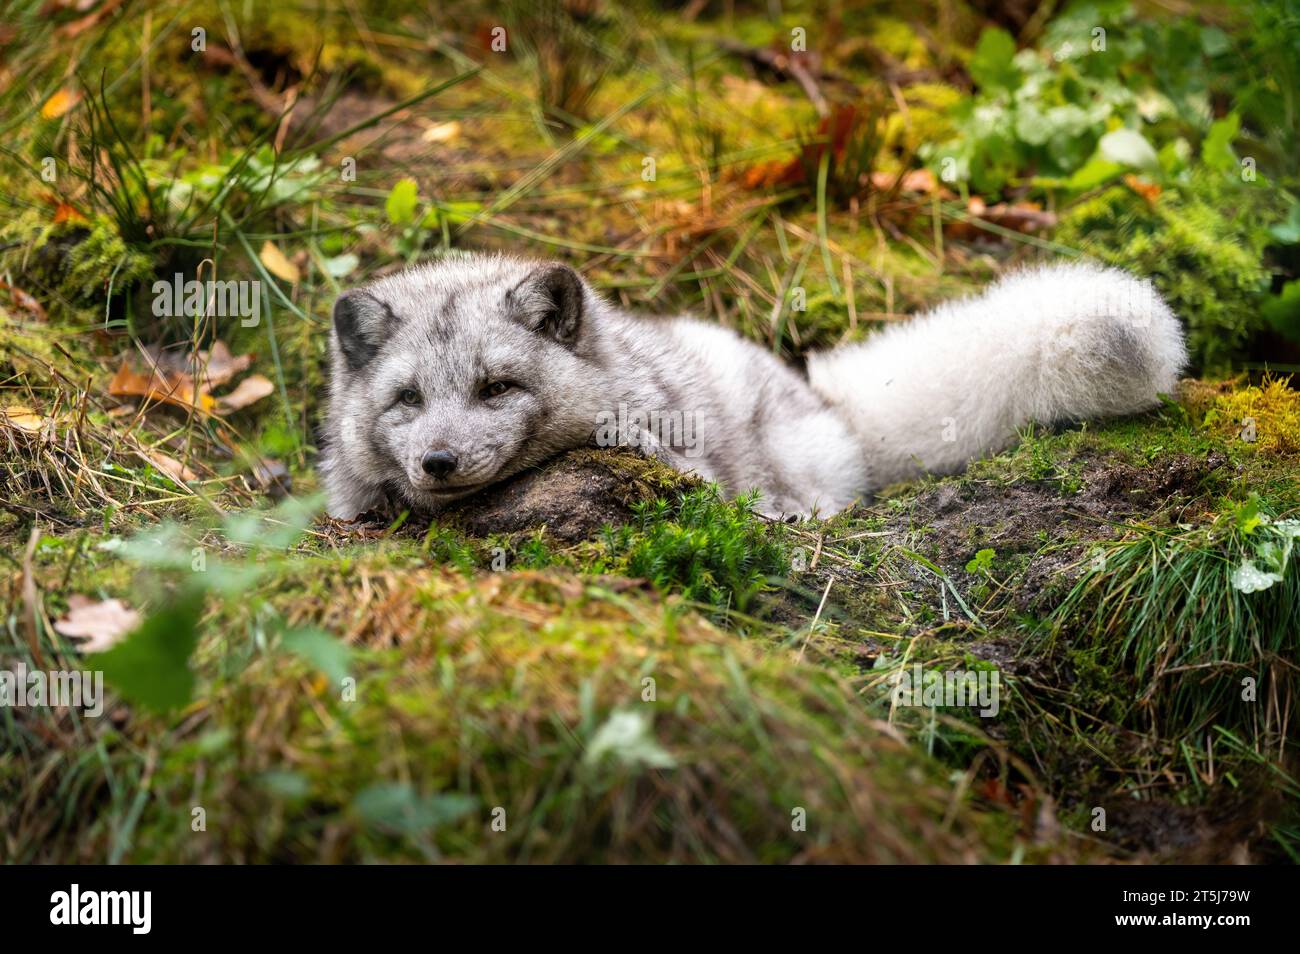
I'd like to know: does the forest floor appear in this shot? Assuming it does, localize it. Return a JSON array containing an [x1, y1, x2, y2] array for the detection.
[[1, 0, 1298, 863]]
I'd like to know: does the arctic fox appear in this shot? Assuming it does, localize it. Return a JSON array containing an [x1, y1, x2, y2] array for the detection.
[[321, 253, 1186, 520]]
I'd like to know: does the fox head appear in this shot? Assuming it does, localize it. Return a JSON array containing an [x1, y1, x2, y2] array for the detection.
[[325, 254, 606, 516]]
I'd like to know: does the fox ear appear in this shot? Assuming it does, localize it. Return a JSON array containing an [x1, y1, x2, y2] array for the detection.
[[509, 264, 585, 346], [332, 291, 393, 372]]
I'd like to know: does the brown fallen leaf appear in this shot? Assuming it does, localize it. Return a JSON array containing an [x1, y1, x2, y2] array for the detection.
[[108, 360, 214, 413], [51, 200, 90, 226], [944, 197, 1057, 241], [259, 240, 300, 284], [253, 456, 292, 499], [1, 405, 46, 432], [214, 373, 274, 413], [0, 280, 48, 319], [57, 0, 127, 39], [1124, 173, 1162, 205], [868, 168, 950, 196], [40, 87, 80, 119], [201, 340, 254, 387], [144, 340, 252, 389], [53, 595, 140, 654], [144, 450, 197, 484], [739, 104, 863, 191]]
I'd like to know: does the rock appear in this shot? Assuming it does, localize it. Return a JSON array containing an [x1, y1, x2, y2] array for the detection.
[[438, 448, 698, 542]]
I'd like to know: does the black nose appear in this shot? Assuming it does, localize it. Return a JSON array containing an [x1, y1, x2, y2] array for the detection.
[[420, 449, 458, 479]]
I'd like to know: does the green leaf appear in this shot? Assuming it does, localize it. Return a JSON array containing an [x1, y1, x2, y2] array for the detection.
[[385, 178, 419, 226], [1065, 154, 1124, 191], [321, 253, 359, 278], [89, 592, 204, 713], [584, 709, 676, 769], [1234, 495, 1263, 536], [1199, 26, 1231, 58], [1157, 138, 1191, 177], [965, 548, 997, 575], [353, 783, 477, 835], [280, 626, 352, 684], [1269, 202, 1300, 245], [1098, 128, 1159, 171], [1261, 279, 1300, 343], [970, 28, 1021, 92], [221, 494, 325, 551], [259, 770, 311, 800], [1202, 113, 1240, 173]]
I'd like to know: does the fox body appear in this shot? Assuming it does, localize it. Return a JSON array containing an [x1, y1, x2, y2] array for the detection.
[[321, 253, 1186, 520]]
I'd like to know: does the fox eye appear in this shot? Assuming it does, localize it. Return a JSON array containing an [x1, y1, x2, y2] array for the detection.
[[479, 381, 512, 399], [398, 388, 422, 407]]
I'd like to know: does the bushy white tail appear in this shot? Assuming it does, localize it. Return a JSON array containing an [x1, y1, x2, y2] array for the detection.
[[807, 262, 1188, 491]]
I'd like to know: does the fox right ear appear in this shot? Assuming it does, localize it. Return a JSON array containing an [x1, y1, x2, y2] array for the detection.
[[508, 264, 585, 347], [332, 291, 393, 372]]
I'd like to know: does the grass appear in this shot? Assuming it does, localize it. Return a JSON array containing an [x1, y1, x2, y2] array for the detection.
[[4, 541, 1035, 864], [1047, 497, 1300, 747]]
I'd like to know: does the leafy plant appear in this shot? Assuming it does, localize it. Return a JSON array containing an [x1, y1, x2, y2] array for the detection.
[[87, 494, 338, 712]]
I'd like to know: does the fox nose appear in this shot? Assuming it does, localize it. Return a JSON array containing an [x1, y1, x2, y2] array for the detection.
[[420, 449, 458, 479]]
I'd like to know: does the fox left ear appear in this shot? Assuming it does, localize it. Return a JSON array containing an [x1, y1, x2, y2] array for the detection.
[[332, 290, 394, 372], [509, 264, 585, 346]]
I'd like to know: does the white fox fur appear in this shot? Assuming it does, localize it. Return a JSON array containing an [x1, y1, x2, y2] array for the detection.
[[806, 261, 1187, 492], [322, 256, 1186, 520]]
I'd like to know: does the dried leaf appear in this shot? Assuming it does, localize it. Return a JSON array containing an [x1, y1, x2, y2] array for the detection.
[[214, 373, 274, 413], [52, 200, 90, 225], [53, 595, 141, 654], [868, 168, 945, 195], [145, 340, 252, 389], [56, 0, 126, 39], [108, 360, 213, 413], [202, 340, 254, 387], [40, 87, 80, 119], [944, 198, 1057, 241], [259, 241, 300, 284], [1123, 174, 1162, 205], [253, 456, 292, 499], [145, 450, 198, 484], [1, 405, 46, 432], [0, 280, 48, 319], [422, 120, 461, 143]]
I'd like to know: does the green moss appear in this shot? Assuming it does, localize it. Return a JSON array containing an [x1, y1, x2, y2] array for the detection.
[[598, 487, 790, 618]]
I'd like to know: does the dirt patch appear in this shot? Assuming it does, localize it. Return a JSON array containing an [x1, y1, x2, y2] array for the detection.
[[1101, 789, 1281, 862], [888, 450, 1229, 611], [910, 450, 1228, 563]]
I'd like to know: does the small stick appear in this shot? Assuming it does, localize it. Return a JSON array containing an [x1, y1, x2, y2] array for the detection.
[[796, 575, 835, 664]]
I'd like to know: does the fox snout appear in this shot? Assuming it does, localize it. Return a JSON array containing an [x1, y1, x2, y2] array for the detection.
[[420, 448, 458, 479]]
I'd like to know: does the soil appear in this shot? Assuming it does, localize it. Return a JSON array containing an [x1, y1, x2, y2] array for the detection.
[[885, 449, 1230, 612]]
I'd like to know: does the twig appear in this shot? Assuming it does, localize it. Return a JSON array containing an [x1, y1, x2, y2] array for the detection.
[[796, 575, 835, 664]]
